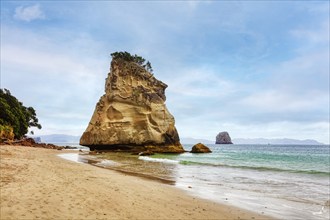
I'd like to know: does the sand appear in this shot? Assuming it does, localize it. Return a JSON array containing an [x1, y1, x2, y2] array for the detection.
[[0, 145, 272, 219]]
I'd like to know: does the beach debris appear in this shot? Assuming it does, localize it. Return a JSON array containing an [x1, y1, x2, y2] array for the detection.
[[215, 131, 233, 144], [190, 143, 212, 153], [80, 52, 184, 153]]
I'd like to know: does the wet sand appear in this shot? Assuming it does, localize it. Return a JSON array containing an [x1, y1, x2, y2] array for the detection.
[[0, 145, 272, 219]]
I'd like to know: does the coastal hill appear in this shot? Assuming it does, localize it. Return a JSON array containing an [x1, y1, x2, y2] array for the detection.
[[179, 137, 324, 145], [79, 52, 184, 153], [233, 138, 324, 145], [36, 134, 80, 143]]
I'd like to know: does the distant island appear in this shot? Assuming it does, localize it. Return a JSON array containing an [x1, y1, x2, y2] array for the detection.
[[34, 134, 80, 143]]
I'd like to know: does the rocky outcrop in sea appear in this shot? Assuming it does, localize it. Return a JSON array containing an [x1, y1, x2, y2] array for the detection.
[[190, 143, 212, 153], [215, 131, 233, 144], [80, 55, 184, 153]]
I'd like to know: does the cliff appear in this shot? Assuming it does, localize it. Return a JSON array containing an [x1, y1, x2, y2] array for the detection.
[[80, 57, 184, 153]]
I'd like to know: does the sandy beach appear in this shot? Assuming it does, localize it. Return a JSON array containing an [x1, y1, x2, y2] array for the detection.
[[0, 145, 271, 220]]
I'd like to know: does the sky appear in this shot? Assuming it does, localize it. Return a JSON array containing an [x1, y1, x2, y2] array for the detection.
[[1, 1, 329, 144]]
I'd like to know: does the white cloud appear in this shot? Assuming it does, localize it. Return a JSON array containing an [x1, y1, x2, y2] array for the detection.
[[186, 1, 212, 11], [14, 4, 45, 22], [166, 67, 236, 98], [290, 20, 329, 55], [235, 16, 329, 123], [240, 90, 327, 113], [1, 25, 108, 137], [1, 1, 328, 144]]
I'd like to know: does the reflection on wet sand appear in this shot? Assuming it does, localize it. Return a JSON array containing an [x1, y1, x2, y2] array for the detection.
[[78, 152, 177, 185]]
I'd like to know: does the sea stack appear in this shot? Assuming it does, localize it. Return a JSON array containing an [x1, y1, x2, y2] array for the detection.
[[215, 131, 233, 144], [80, 52, 184, 153]]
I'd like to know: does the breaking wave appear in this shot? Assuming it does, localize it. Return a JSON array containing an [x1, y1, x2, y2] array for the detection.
[[138, 156, 179, 164]]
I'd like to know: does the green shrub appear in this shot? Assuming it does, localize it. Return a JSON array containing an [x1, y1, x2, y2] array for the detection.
[[111, 51, 153, 73], [0, 89, 41, 139]]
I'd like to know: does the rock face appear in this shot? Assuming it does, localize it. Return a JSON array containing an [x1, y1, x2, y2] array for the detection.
[[190, 143, 212, 153], [215, 131, 233, 144], [80, 58, 184, 153]]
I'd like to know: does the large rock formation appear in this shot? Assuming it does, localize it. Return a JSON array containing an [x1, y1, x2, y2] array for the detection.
[[80, 57, 184, 153], [215, 131, 233, 144]]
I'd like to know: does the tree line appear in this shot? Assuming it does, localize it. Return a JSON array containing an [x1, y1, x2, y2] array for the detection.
[[0, 88, 41, 140]]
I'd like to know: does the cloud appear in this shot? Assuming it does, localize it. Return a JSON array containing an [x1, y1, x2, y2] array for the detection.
[[241, 91, 303, 112], [233, 60, 328, 124], [1, 25, 108, 136], [1, 1, 328, 144], [233, 10, 329, 123], [162, 65, 243, 128], [14, 4, 45, 22], [166, 67, 236, 98]]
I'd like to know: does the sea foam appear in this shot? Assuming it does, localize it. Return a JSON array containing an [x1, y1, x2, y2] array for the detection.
[[58, 153, 82, 163], [138, 156, 179, 164], [95, 159, 119, 167]]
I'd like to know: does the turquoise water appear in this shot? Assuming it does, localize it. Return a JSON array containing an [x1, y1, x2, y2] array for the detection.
[[150, 144, 330, 175], [72, 143, 329, 219], [140, 144, 330, 219]]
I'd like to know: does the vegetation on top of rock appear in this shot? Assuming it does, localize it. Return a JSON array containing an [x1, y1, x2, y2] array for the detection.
[[111, 51, 153, 73], [0, 88, 42, 139]]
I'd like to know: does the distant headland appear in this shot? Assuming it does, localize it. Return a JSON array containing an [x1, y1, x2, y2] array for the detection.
[[233, 138, 324, 145], [34, 134, 325, 145]]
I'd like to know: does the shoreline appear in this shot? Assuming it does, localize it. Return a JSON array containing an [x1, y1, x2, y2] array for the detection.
[[75, 152, 177, 185], [61, 147, 330, 220], [0, 145, 272, 219]]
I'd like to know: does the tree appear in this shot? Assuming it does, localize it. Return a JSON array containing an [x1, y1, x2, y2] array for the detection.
[[145, 61, 153, 73], [110, 51, 153, 73], [0, 89, 41, 139]]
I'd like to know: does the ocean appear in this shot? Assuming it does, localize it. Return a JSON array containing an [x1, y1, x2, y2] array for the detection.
[[75, 144, 330, 219]]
